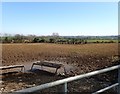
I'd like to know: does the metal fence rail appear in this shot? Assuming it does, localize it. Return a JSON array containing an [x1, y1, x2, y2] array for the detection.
[[13, 65, 120, 94]]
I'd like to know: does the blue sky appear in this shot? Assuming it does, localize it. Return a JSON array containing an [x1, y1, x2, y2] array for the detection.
[[2, 2, 118, 36]]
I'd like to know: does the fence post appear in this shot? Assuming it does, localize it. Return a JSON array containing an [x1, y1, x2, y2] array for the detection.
[[118, 68, 120, 94], [62, 82, 67, 94]]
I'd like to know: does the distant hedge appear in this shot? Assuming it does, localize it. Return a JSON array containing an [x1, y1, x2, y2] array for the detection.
[[1, 34, 118, 44]]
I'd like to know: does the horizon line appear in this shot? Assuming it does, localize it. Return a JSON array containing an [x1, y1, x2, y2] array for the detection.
[[1, 33, 119, 37]]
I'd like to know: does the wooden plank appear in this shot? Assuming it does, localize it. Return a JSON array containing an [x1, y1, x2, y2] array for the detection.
[[0, 65, 24, 70], [34, 61, 63, 69]]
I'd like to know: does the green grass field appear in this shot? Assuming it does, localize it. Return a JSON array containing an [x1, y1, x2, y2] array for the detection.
[[86, 39, 118, 43]]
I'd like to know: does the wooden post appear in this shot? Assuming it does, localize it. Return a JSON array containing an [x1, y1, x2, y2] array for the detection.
[[20, 67, 23, 72], [64, 67, 67, 75], [20, 66, 25, 72], [55, 68, 58, 74], [30, 63, 34, 70]]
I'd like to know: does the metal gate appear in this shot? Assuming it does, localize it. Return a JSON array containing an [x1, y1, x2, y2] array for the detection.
[[14, 65, 120, 94]]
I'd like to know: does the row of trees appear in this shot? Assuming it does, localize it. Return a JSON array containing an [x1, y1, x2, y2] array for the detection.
[[1, 34, 88, 44], [1, 34, 118, 44], [32, 37, 87, 44]]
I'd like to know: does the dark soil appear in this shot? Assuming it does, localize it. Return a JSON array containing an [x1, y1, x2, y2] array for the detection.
[[1, 43, 119, 94]]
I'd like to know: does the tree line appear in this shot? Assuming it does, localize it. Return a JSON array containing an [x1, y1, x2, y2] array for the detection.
[[0, 34, 117, 44], [1, 34, 87, 44]]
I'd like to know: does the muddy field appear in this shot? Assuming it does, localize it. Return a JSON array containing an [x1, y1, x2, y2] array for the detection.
[[1, 43, 120, 93]]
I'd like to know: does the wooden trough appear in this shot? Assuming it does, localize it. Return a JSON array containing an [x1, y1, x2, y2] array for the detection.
[[31, 61, 66, 75]]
